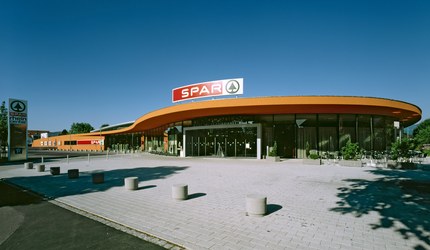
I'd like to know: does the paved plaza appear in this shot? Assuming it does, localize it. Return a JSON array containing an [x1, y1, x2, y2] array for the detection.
[[1, 153, 429, 250]]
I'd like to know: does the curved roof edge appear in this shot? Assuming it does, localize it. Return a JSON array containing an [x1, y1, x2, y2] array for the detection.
[[94, 96, 422, 136]]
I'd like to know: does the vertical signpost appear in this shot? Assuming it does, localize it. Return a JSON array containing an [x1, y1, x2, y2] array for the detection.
[[8, 99, 28, 161]]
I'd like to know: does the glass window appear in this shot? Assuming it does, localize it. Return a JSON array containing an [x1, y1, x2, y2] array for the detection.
[[339, 114, 356, 149], [373, 116, 386, 152], [358, 115, 371, 151], [274, 115, 295, 124], [318, 114, 338, 153], [296, 114, 317, 158]]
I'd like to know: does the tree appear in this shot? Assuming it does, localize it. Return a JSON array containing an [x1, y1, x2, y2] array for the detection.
[[0, 101, 8, 147], [412, 119, 430, 137], [414, 126, 430, 152], [61, 129, 68, 135], [69, 122, 94, 134], [390, 138, 414, 160], [101, 124, 109, 128]]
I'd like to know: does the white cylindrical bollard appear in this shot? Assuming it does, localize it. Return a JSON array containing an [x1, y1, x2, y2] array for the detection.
[[172, 184, 188, 200], [246, 194, 267, 217], [36, 164, 45, 172], [24, 162, 33, 169], [124, 177, 138, 190]]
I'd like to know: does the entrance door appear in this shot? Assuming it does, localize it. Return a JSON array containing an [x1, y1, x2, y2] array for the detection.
[[184, 124, 261, 159]]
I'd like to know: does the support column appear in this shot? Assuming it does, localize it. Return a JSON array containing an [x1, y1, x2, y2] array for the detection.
[[181, 133, 186, 157], [257, 124, 262, 159]]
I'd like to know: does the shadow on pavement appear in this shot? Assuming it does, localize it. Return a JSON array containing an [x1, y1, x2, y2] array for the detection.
[[266, 204, 283, 216], [0, 181, 42, 207], [330, 169, 430, 250], [187, 192, 207, 200], [5, 166, 188, 199], [0, 181, 164, 250]]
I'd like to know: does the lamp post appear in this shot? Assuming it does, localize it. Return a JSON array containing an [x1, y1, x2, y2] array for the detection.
[[99, 126, 103, 152]]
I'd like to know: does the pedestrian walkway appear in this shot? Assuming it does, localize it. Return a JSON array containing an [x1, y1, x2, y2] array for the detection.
[[1, 154, 429, 249]]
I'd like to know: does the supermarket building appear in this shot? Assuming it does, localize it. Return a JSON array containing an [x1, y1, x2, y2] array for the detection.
[[32, 91, 422, 160]]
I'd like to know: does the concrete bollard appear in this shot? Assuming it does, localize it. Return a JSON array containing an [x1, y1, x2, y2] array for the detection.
[[36, 164, 45, 172], [24, 162, 33, 169], [172, 184, 188, 200], [124, 177, 138, 190], [68, 169, 79, 179], [50, 167, 60, 175], [92, 172, 104, 184], [246, 194, 267, 217]]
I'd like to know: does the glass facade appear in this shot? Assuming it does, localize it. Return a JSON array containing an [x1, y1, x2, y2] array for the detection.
[[141, 114, 397, 159], [185, 125, 258, 157], [105, 132, 142, 152]]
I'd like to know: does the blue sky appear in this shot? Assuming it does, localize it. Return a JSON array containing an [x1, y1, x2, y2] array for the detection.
[[1, 0, 429, 131]]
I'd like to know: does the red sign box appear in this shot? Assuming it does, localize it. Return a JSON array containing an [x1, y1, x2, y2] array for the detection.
[[172, 78, 243, 103]]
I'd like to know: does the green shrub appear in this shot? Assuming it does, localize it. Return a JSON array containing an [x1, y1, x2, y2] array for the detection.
[[309, 153, 320, 160], [341, 140, 360, 160], [390, 138, 414, 160], [269, 141, 278, 156]]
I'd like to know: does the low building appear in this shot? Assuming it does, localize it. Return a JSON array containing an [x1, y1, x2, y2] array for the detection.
[[32, 96, 422, 159]]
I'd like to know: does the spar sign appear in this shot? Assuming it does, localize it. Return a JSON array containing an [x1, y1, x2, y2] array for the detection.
[[8, 98, 28, 161], [172, 78, 243, 103]]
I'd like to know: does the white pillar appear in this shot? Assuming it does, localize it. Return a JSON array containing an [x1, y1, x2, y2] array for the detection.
[[257, 124, 262, 159]]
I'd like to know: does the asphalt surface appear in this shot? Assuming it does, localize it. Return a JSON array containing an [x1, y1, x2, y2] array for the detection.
[[0, 180, 164, 250]]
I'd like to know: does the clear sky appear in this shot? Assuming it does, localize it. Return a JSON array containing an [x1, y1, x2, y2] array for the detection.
[[1, 0, 429, 131]]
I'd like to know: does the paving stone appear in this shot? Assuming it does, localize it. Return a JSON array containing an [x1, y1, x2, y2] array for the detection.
[[1, 154, 429, 250]]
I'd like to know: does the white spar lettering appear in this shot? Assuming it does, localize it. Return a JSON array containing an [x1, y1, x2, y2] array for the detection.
[[181, 83, 222, 98]]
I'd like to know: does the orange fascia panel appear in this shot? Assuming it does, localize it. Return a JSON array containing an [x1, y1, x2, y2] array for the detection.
[[91, 96, 421, 136]]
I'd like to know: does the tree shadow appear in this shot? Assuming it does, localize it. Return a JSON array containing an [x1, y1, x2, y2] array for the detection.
[[0, 181, 43, 207], [5, 166, 188, 200], [330, 169, 430, 249]]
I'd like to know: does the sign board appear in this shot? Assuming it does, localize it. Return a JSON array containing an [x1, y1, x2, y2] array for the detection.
[[172, 78, 243, 103], [8, 99, 28, 161], [77, 140, 104, 145]]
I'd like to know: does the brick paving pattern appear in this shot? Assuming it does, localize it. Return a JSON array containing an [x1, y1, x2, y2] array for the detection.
[[1, 154, 429, 250]]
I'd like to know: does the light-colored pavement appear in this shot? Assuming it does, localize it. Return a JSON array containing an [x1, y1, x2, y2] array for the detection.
[[1, 153, 429, 250]]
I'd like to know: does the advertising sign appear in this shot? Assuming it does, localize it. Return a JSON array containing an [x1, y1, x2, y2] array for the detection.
[[8, 99, 28, 161], [172, 78, 243, 103], [77, 140, 104, 145]]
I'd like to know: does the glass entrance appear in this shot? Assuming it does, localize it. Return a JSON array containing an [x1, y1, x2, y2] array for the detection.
[[184, 125, 259, 158]]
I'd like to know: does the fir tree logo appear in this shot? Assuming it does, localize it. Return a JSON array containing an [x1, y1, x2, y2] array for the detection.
[[225, 80, 240, 94], [10, 100, 26, 112]]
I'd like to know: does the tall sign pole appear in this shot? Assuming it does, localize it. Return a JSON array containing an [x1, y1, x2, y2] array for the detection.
[[8, 99, 28, 161]]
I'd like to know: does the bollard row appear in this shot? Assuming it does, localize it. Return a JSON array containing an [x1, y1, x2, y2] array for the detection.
[[24, 162, 269, 217]]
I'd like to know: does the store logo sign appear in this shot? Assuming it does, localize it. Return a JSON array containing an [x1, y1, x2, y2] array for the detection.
[[10, 100, 26, 112], [172, 78, 243, 103], [9, 99, 28, 125]]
